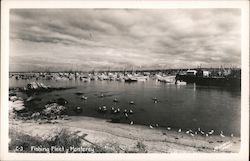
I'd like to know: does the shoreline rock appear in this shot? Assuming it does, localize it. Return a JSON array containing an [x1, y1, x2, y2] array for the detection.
[[43, 103, 67, 116], [17, 82, 75, 96], [27, 82, 49, 90]]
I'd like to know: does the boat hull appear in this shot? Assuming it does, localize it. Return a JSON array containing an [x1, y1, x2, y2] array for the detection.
[[176, 74, 241, 87]]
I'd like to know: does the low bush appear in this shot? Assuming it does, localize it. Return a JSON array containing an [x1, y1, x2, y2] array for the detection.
[[9, 128, 82, 153]]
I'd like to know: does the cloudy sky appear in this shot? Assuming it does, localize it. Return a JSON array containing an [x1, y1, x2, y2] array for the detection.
[[10, 9, 241, 72]]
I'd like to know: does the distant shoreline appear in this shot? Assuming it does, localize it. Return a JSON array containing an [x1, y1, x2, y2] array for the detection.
[[9, 67, 241, 74]]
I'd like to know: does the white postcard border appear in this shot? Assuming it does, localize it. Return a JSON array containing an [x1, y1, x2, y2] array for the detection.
[[1, 1, 249, 161]]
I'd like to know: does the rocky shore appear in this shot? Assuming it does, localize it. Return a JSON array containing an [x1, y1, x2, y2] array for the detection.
[[9, 82, 72, 123]]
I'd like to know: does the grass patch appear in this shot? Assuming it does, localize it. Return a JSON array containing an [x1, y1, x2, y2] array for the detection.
[[9, 129, 148, 153], [136, 141, 147, 153], [9, 128, 82, 153]]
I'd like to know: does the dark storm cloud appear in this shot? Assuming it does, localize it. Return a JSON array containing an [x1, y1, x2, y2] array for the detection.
[[10, 9, 241, 71]]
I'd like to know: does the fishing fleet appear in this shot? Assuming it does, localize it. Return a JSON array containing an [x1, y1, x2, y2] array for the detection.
[[9, 67, 241, 87]]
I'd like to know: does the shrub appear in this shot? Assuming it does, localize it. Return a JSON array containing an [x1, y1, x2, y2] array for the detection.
[[9, 128, 82, 153], [136, 141, 147, 153]]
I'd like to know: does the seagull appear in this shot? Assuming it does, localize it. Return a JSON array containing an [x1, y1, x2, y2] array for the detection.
[[155, 124, 159, 127], [152, 97, 158, 101], [167, 127, 171, 130], [231, 133, 234, 137], [220, 131, 225, 137], [113, 98, 118, 102], [186, 130, 190, 134], [208, 130, 214, 135], [190, 133, 194, 137], [81, 96, 87, 100], [130, 121, 134, 125], [220, 134, 225, 137], [205, 134, 209, 137], [149, 125, 154, 129], [130, 101, 135, 105], [178, 129, 182, 132]]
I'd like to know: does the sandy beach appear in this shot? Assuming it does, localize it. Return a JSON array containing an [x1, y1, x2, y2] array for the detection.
[[9, 115, 240, 153]]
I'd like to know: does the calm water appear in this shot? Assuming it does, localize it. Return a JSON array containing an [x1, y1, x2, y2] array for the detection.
[[9, 78, 241, 136]]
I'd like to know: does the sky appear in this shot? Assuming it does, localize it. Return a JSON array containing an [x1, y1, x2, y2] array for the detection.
[[10, 9, 241, 72]]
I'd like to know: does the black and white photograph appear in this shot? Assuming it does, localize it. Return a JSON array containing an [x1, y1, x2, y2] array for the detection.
[[1, 0, 249, 160]]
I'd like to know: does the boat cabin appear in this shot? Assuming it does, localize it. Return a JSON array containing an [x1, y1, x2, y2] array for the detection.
[[186, 70, 197, 76], [203, 71, 211, 77]]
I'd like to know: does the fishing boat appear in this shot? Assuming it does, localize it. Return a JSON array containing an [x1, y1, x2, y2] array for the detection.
[[156, 75, 175, 83], [124, 77, 137, 82], [175, 68, 241, 87], [124, 74, 148, 82], [136, 76, 148, 82]]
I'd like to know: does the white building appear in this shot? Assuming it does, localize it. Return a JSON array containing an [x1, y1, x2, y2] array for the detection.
[[203, 71, 210, 77]]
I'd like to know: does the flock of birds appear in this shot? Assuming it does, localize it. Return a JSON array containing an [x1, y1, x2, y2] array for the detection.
[[148, 125, 233, 138], [75, 93, 158, 122], [74, 93, 233, 138], [97, 96, 135, 119]]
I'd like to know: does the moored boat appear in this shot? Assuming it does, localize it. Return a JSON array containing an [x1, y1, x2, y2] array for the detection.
[[175, 69, 241, 87]]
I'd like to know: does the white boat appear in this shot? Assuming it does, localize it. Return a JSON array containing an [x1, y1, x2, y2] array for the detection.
[[136, 76, 148, 82], [156, 75, 175, 83], [79, 76, 90, 82], [124, 74, 148, 82], [175, 80, 187, 85], [98, 74, 109, 80], [116, 77, 124, 81], [124, 76, 137, 82]]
